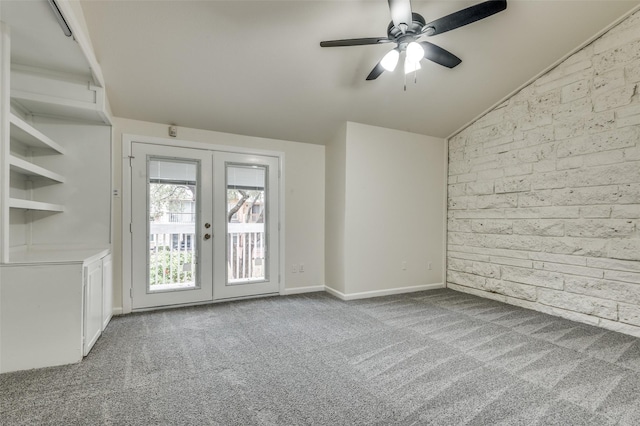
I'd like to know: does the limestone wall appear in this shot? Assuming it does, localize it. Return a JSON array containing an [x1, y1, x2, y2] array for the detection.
[[447, 10, 640, 336]]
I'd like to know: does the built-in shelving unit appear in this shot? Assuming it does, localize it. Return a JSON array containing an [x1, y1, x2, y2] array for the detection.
[[0, 1, 113, 374], [8, 110, 66, 213], [9, 112, 66, 153]]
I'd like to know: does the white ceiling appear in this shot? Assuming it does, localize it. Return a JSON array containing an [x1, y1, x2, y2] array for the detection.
[[77, 0, 639, 145]]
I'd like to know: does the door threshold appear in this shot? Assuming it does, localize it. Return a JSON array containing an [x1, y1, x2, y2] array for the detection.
[[131, 292, 280, 313]]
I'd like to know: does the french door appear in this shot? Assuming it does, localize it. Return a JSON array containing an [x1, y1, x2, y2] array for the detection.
[[130, 142, 280, 310]]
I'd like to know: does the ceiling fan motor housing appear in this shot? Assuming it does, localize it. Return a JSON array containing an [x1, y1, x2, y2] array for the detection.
[[387, 12, 427, 43]]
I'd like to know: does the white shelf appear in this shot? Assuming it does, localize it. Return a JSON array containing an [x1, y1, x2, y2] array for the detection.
[[9, 198, 64, 212], [9, 113, 66, 154], [11, 89, 108, 125], [10, 65, 110, 125], [9, 155, 65, 182], [8, 246, 110, 265]]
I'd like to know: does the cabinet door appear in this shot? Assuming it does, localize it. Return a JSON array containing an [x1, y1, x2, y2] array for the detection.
[[102, 254, 113, 330], [83, 260, 103, 356]]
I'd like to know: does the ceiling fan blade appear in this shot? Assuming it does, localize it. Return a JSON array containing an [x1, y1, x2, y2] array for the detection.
[[366, 62, 385, 81], [423, 0, 507, 36], [320, 37, 391, 47], [388, 0, 413, 30], [419, 41, 462, 68]]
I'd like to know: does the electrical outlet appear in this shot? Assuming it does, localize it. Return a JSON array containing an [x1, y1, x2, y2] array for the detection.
[[401, 261, 407, 270], [299, 263, 305, 273], [292, 264, 297, 273]]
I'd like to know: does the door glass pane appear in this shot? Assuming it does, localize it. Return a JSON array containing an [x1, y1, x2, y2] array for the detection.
[[148, 158, 198, 292], [226, 164, 267, 285]]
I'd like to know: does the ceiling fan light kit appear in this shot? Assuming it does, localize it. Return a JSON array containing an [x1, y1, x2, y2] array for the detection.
[[320, 0, 507, 83], [381, 49, 400, 72], [405, 41, 425, 63]]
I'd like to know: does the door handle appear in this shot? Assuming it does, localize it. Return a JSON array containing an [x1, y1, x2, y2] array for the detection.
[[204, 233, 211, 240]]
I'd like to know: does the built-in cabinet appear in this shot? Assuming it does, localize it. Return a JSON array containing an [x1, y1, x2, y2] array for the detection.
[[0, 250, 112, 372], [85, 253, 114, 356], [84, 256, 104, 356], [0, 3, 113, 373], [102, 254, 113, 330]]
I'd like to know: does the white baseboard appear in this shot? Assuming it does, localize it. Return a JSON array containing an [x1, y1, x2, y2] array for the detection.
[[323, 286, 346, 299], [282, 285, 326, 296], [324, 283, 445, 301], [113, 284, 444, 314]]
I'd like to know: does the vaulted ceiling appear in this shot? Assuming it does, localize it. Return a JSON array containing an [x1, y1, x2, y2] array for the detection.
[[78, 0, 640, 145]]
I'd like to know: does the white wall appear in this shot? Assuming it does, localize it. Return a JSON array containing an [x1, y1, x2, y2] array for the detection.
[[326, 122, 446, 298], [447, 9, 640, 337], [112, 117, 325, 312]]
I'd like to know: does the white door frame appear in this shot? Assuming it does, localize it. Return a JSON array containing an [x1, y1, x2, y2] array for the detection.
[[121, 134, 286, 314]]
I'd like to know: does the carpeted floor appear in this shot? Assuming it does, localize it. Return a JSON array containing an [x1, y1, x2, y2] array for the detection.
[[3, 289, 640, 425]]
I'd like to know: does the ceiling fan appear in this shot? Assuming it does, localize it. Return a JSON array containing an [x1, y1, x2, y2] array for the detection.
[[320, 0, 507, 80]]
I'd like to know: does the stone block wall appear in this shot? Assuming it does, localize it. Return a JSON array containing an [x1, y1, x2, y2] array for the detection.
[[447, 10, 640, 336]]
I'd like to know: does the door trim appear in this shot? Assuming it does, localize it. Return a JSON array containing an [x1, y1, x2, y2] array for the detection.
[[122, 134, 286, 314]]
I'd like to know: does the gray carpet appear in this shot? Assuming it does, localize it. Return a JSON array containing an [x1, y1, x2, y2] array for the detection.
[[3, 289, 640, 425]]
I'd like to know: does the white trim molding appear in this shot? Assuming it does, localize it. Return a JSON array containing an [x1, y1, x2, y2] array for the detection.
[[324, 283, 445, 301], [281, 285, 325, 296]]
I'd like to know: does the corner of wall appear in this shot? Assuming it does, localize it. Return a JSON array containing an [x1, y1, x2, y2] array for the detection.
[[324, 122, 347, 293]]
